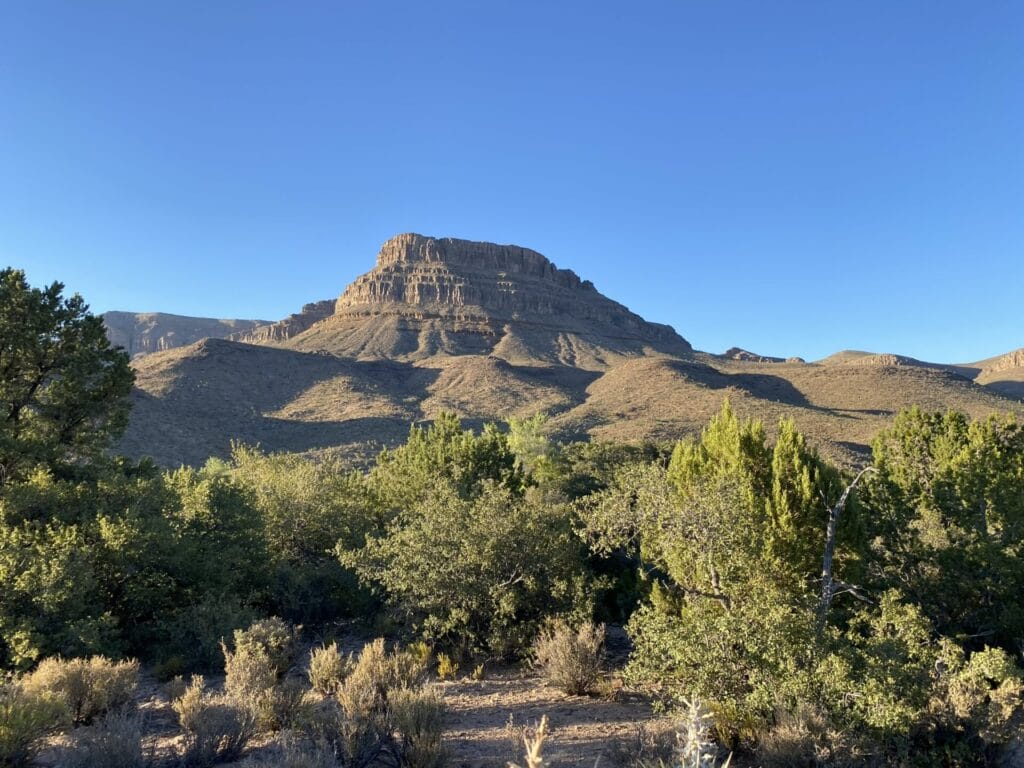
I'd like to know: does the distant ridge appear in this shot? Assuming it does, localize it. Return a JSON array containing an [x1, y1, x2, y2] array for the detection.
[[103, 311, 269, 357]]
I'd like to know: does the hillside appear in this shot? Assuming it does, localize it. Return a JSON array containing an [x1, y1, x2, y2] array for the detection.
[[103, 311, 269, 357], [116, 234, 1023, 468]]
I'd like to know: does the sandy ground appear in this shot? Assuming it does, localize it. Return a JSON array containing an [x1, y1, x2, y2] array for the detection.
[[38, 629, 670, 767]]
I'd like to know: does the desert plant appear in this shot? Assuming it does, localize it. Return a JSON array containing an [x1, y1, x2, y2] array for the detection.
[[508, 715, 549, 768], [170, 675, 205, 732], [405, 641, 433, 669], [0, 677, 69, 768], [470, 664, 485, 681], [261, 677, 317, 732], [435, 653, 458, 681], [390, 686, 446, 768], [171, 673, 256, 765], [531, 620, 605, 695], [223, 640, 277, 703], [276, 738, 340, 768], [22, 656, 138, 725], [232, 617, 298, 677], [670, 699, 731, 768], [308, 643, 350, 695], [59, 710, 149, 768], [336, 640, 428, 721]]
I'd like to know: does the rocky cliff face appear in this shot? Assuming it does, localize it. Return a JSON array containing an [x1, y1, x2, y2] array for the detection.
[[274, 234, 691, 367], [231, 300, 335, 344], [103, 312, 269, 357]]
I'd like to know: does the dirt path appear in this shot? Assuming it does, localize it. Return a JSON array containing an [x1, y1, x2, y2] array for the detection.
[[440, 669, 658, 767]]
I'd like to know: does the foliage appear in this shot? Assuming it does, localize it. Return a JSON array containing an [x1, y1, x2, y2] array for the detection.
[[0, 268, 133, 485], [343, 481, 592, 656], [368, 412, 525, 513], [435, 653, 458, 681], [22, 655, 138, 726], [299, 639, 442, 768], [231, 617, 298, 678], [227, 446, 375, 623], [308, 642, 351, 695], [173, 675, 256, 768], [531, 620, 605, 696], [863, 407, 1024, 649], [0, 676, 69, 768]]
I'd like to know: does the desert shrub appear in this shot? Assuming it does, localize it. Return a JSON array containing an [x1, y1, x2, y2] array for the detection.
[[343, 480, 593, 657], [389, 686, 446, 768], [22, 656, 138, 725], [275, 738, 340, 768], [59, 710, 149, 768], [222, 640, 277, 703], [0, 676, 69, 768], [531, 620, 604, 695], [367, 413, 525, 514], [336, 640, 428, 721], [171, 675, 205, 732], [294, 640, 443, 768], [604, 718, 679, 768], [174, 676, 256, 768], [308, 643, 350, 695], [260, 677, 317, 733], [405, 642, 432, 669], [231, 617, 298, 678], [435, 653, 458, 681], [0, 514, 121, 669]]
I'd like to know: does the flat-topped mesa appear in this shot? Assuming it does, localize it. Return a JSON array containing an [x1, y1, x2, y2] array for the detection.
[[372, 233, 592, 290]]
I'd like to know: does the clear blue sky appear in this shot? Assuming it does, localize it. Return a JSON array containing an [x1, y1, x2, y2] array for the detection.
[[2, 1, 1021, 363]]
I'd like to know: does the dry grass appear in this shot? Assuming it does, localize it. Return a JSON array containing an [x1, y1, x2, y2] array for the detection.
[[531, 621, 605, 696]]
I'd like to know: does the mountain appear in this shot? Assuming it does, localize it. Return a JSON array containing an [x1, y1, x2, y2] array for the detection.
[[232, 233, 690, 367], [115, 234, 1023, 468], [103, 312, 269, 357]]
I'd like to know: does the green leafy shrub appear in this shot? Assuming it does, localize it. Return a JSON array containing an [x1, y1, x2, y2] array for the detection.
[[22, 656, 138, 725], [0, 676, 69, 768], [531, 620, 605, 695], [343, 481, 593, 657]]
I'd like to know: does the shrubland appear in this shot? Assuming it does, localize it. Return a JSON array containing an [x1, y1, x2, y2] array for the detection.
[[4, 269, 1024, 766]]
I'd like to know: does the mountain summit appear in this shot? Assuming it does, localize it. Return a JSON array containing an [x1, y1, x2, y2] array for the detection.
[[236, 234, 691, 368]]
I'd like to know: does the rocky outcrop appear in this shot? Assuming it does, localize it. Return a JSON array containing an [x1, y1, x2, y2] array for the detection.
[[231, 300, 335, 345], [103, 312, 269, 358], [980, 349, 1024, 376]]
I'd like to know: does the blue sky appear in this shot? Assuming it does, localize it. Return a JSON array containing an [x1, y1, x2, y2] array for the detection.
[[2, 1, 1021, 363]]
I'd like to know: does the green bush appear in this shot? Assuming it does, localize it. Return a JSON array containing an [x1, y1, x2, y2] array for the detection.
[[22, 656, 138, 726], [343, 481, 593, 657]]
